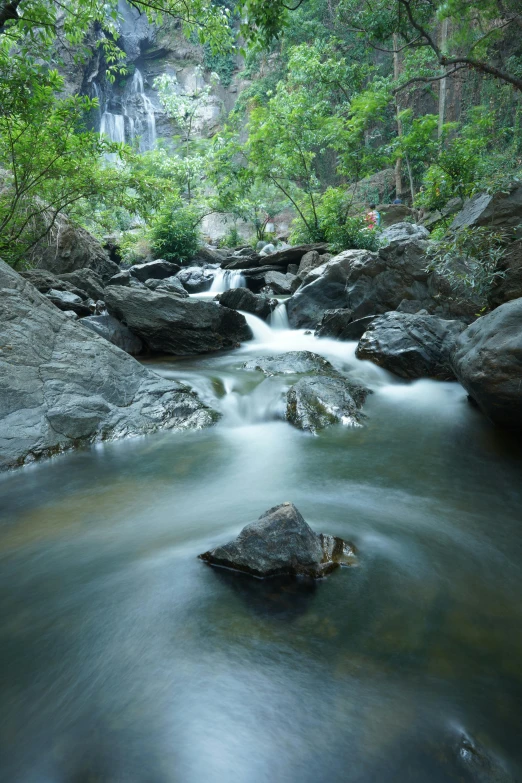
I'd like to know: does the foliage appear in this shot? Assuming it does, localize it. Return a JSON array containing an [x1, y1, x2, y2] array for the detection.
[[290, 186, 380, 251], [204, 43, 236, 86], [148, 199, 202, 263], [426, 226, 508, 300]]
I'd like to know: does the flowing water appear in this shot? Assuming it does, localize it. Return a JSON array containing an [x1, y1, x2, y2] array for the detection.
[[1, 312, 522, 782], [210, 269, 247, 292]]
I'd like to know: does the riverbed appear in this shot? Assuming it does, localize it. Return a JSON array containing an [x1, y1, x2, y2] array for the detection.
[[1, 314, 522, 782]]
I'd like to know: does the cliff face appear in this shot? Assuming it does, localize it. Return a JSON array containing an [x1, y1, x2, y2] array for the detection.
[[70, 0, 244, 150]]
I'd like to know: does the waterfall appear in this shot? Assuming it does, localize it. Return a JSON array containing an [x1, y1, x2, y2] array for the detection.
[[99, 68, 156, 153], [210, 270, 247, 292], [100, 112, 125, 144], [269, 302, 289, 330], [91, 82, 103, 128], [124, 68, 156, 152], [239, 312, 277, 343]]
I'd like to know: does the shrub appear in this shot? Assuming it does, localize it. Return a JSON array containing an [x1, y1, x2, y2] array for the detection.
[[149, 201, 201, 263]]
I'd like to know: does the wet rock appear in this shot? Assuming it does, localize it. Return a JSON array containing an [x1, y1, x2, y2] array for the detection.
[[451, 297, 522, 427], [144, 276, 188, 297], [315, 309, 376, 341], [244, 351, 336, 377], [488, 239, 522, 307], [286, 375, 370, 433], [176, 266, 215, 293], [105, 285, 252, 356], [451, 182, 522, 238], [264, 270, 298, 295], [456, 734, 514, 782], [130, 259, 181, 283], [199, 502, 355, 578], [45, 289, 93, 318], [81, 314, 144, 355], [58, 269, 105, 302], [0, 259, 217, 471], [216, 287, 277, 320], [356, 311, 465, 380]]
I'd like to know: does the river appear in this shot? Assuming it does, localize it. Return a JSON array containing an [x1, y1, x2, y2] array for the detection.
[[1, 310, 522, 782]]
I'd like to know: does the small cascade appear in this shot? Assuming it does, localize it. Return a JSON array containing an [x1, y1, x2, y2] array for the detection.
[[210, 269, 247, 292], [100, 112, 125, 144], [124, 68, 156, 152], [269, 302, 290, 330], [91, 82, 103, 128], [240, 312, 277, 343]]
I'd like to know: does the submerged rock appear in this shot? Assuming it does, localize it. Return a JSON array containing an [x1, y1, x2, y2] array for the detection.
[[105, 285, 252, 355], [356, 311, 465, 380], [199, 502, 355, 578], [451, 297, 522, 427], [216, 287, 277, 320], [0, 259, 217, 471], [286, 375, 370, 434], [244, 351, 336, 376]]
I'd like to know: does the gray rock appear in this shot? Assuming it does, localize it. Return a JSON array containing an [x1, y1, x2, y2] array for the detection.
[[315, 309, 376, 341], [222, 254, 261, 270], [199, 502, 355, 578], [264, 270, 298, 295], [80, 314, 144, 355], [261, 243, 276, 255], [216, 287, 276, 320], [297, 250, 322, 281], [378, 204, 414, 227], [451, 183, 522, 237], [105, 285, 252, 355], [33, 220, 119, 282], [108, 270, 132, 286], [286, 376, 370, 434], [356, 311, 465, 380], [63, 310, 78, 320], [451, 297, 522, 427], [287, 264, 299, 275], [46, 289, 93, 317], [396, 299, 425, 314], [144, 276, 188, 297], [380, 222, 430, 246], [265, 243, 328, 268], [177, 266, 215, 293], [488, 239, 522, 307], [0, 260, 217, 471], [244, 351, 336, 377], [58, 269, 105, 302], [130, 259, 181, 283], [20, 269, 88, 300]]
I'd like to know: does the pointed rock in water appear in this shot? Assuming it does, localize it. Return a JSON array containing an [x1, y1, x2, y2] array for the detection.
[[199, 502, 355, 579], [286, 375, 370, 434], [243, 351, 336, 377]]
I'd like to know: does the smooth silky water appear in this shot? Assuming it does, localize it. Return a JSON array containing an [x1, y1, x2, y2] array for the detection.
[[1, 310, 522, 782]]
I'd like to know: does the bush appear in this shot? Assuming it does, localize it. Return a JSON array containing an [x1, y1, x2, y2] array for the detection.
[[149, 201, 201, 263], [119, 231, 152, 265], [426, 226, 508, 301]]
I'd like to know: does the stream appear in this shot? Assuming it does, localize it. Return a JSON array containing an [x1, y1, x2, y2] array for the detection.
[[1, 305, 522, 781]]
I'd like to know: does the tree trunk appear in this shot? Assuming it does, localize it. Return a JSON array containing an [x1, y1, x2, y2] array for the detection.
[[393, 34, 403, 200], [438, 18, 450, 138]]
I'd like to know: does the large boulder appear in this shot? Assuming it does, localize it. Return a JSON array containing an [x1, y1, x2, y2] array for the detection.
[[222, 253, 262, 271], [58, 269, 105, 302], [377, 204, 414, 227], [266, 243, 328, 268], [144, 276, 188, 297], [199, 502, 355, 579], [45, 288, 93, 318], [0, 260, 217, 471], [33, 221, 119, 282], [216, 287, 276, 320], [451, 183, 522, 237], [20, 269, 87, 299], [80, 314, 144, 355], [264, 270, 298, 295], [176, 266, 215, 293], [286, 225, 473, 329], [297, 250, 330, 282], [244, 351, 336, 377], [286, 375, 369, 433], [356, 311, 466, 380], [488, 239, 522, 308], [451, 297, 522, 427], [104, 286, 252, 355], [130, 259, 180, 283]]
